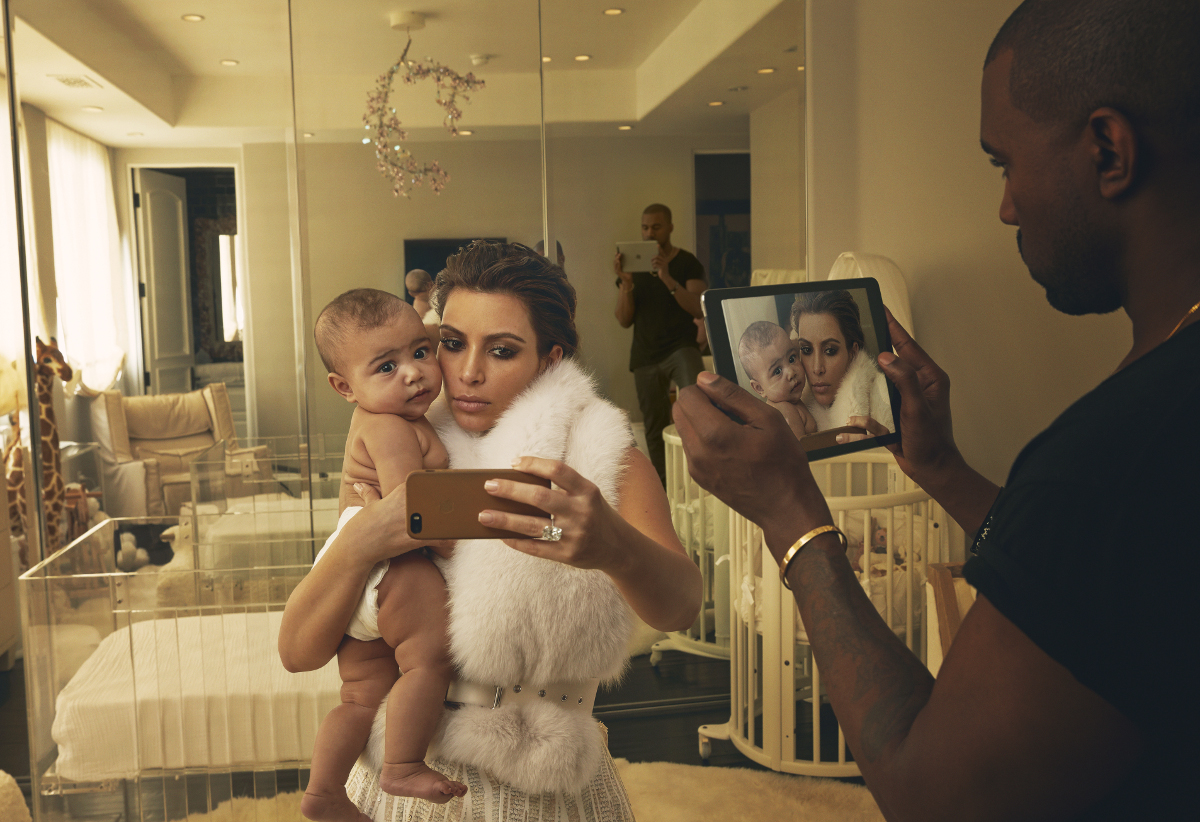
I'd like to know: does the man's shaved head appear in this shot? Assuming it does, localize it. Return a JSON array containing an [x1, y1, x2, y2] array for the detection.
[[986, 0, 1200, 149]]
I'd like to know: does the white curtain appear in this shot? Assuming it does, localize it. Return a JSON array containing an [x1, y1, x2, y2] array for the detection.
[[45, 119, 124, 394], [0, 102, 46, 415]]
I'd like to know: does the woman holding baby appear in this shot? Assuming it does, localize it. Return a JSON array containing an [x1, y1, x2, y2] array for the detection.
[[280, 240, 701, 822], [789, 289, 894, 442]]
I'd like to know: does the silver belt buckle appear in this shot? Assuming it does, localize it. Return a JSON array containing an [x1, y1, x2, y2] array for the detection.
[[492, 685, 504, 709]]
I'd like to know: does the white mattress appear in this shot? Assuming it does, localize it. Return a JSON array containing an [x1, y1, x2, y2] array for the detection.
[[51, 611, 340, 781], [191, 494, 341, 568]]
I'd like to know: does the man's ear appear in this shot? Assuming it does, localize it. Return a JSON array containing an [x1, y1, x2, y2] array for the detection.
[[1086, 107, 1138, 199], [749, 378, 765, 397], [328, 372, 356, 403]]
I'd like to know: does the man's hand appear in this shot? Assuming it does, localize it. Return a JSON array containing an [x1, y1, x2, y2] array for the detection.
[[876, 308, 999, 531], [876, 308, 963, 486], [613, 252, 632, 285], [672, 373, 832, 552]]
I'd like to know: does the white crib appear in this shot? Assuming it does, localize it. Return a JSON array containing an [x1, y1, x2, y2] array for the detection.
[[697, 450, 953, 776], [650, 426, 731, 665]]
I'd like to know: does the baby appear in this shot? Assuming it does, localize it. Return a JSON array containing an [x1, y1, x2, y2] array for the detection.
[[738, 320, 818, 440], [300, 288, 466, 822]]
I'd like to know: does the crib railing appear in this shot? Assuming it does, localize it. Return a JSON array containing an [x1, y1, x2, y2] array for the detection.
[[699, 449, 951, 775], [19, 516, 330, 821], [652, 426, 731, 666]]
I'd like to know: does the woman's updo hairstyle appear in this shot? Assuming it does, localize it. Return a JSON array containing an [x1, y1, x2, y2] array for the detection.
[[789, 289, 866, 352], [432, 240, 579, 359]]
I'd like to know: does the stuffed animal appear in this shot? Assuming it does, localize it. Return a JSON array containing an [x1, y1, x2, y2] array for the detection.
[[116, 532, 149, 572]]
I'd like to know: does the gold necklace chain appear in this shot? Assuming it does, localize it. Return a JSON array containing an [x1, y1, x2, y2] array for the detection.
[[1167, 299, 1200, 341]]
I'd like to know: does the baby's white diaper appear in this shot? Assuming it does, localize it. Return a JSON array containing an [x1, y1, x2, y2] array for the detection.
[[313, 505, 388, 642]]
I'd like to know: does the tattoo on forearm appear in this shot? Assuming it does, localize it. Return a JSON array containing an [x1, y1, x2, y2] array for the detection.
[[792, 548, 934, 763]]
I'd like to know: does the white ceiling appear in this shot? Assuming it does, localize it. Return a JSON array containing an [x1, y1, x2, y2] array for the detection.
[[10, 0, 804, 149]]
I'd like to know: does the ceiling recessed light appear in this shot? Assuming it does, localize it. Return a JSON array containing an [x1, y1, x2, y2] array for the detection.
[[604, 8, 624, 15], [797, 65, 805, 71], [458, 130, 473, 135], [220, 59, 239, 67], [756, 67, 776, 74], [181, 13, 204, 22], [542, 55, 552, 62], [362, 137, 371, 144], [303, 132, 315, 138], [127, 132, 144, 137], [574, 54, 591, 61], [617, 125, 632, 130], [81, 106, 104, 112], [708, 101, 724, 107]]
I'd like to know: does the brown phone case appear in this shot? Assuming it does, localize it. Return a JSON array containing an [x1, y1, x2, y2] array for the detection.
[[406, 469, 553, 540]]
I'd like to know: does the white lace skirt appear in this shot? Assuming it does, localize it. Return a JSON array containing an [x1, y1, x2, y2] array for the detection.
[[345, 750, 635, 822]]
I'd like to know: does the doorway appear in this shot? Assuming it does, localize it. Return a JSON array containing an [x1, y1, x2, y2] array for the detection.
[[132, 167, 248, 441], [694, 152, 752, 290]]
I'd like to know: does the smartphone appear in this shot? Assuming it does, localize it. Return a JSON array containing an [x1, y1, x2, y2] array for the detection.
[[406, 469, 553, 540]]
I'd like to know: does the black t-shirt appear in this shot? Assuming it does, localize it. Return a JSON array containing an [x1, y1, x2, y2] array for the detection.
[[628, 248, 705, 370], [964, 321, 1200, 821]]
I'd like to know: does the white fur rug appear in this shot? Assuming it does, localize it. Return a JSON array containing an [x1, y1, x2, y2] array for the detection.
[[174, 760, 884, 821]]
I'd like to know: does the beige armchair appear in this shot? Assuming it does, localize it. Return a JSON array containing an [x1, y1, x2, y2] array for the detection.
[[90, 383, 269, 517]]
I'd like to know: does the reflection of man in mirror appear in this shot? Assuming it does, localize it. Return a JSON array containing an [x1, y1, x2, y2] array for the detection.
[[404, 268, 438, 344], [614, 203, 707, 483], [534, 239, 566, 270]]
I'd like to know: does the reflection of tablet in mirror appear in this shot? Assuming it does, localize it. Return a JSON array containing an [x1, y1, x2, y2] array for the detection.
[[701, 278, 901, 462], [615, 241, 660, 273]]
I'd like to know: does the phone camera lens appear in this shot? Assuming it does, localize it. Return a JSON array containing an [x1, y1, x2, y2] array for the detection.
[[410, 513, 422, 534]]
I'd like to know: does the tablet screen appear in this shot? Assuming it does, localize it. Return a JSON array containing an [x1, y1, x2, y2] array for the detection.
[[702, 278, 901, 461]]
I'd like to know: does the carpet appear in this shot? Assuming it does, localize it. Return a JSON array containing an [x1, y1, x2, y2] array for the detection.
[[173, 760, 884, 821]]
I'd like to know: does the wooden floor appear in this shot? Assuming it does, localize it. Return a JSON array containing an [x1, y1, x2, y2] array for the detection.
[[1, 649, 858, 819]]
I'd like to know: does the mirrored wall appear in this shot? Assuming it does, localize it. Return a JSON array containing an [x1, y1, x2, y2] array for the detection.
[[1, 0, 805, 560]]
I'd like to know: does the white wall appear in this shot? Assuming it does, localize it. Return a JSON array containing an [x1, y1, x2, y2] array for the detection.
[[808, 0, 1132, 489], [241, 143, 302, 439], [299, 138, 544, 440], [750, 88, 806, 271]]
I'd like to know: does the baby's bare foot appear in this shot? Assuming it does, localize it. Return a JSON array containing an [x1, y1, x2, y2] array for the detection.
[[379, 761, 467, 804], [300, 788, 373, 822]]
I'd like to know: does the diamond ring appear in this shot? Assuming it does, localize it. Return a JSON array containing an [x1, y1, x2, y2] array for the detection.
[[540, 524, 563, 541]]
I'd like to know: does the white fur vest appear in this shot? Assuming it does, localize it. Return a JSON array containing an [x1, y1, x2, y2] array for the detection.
[[803, 349, 895, 433], [368, 358, 634, 795]]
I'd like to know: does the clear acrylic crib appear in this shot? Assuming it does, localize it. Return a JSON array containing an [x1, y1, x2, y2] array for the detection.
[[693, 450, 953, 775], [19, 436, 345, 821]]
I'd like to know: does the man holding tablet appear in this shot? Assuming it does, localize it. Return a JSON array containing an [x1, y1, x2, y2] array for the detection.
[[614, 203, 707, 483], [674, 1, 1199, 819]]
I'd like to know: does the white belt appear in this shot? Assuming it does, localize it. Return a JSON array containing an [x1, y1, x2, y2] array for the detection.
[[446, 677, 600, 715]]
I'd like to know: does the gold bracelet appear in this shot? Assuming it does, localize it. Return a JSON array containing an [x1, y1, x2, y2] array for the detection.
[[779, 525, 846, 590]]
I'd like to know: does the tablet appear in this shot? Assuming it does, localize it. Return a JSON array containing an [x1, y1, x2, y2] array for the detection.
[[615, 241, 660, 273], [701, 277, 901, 461]]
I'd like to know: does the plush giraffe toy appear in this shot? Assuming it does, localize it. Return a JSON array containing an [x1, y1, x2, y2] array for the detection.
[[3, 339, 74, 568], [33, 337, 73, 559]]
